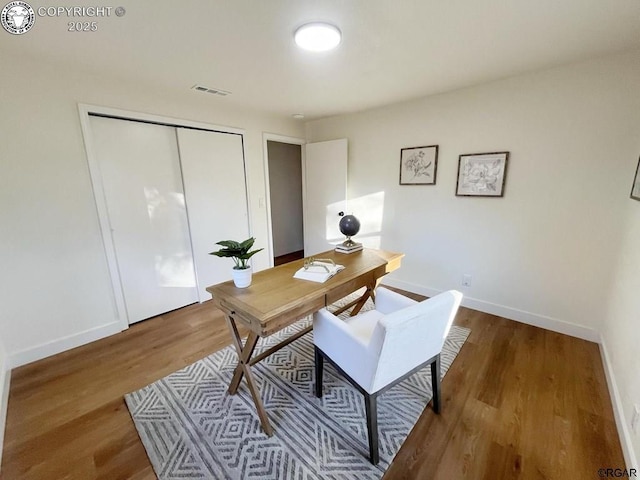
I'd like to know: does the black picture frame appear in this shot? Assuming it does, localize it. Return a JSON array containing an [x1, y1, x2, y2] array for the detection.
[[399, 145, 438, 185], [631, 156, 640, 201], [456, 151, 509, 197]]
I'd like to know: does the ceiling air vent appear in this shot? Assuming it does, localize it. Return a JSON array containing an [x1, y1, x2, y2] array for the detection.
[[191, 84, 231, 97]]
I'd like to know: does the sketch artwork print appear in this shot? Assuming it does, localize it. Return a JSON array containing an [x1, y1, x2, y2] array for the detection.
[[399, 145, 438, 185], [456, 152, 509, 197]]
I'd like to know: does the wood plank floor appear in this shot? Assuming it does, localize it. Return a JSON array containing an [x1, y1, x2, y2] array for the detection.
[[2, 290, 624, 479], [274, 249, 305, 266]]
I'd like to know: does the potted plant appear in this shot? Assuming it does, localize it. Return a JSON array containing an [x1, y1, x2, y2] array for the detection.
[[209, 237, 263, 288]]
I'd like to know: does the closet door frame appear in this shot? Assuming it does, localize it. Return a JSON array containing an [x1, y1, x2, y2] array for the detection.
[[78, 104, 246, 331]]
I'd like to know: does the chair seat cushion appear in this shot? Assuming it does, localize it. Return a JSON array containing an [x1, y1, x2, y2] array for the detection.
[[344, 310, 384, 344]]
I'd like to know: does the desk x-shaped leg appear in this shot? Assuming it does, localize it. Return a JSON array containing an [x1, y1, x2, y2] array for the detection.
[[223, 286, 377, 437], [224, 315, 274, 436]]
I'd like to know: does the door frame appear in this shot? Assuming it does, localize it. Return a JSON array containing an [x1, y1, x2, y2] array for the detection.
[[79, 103, 246, 330], [262, 133, 306, 267]]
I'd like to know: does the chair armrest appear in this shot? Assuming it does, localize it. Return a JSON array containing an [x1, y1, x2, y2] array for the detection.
[[374, 287, 418, 315], [313, 308, 378, 389], [313, 308, 369, 356]]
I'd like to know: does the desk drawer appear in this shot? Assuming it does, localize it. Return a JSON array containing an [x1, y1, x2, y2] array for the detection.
[[262, 295, 326, 336]]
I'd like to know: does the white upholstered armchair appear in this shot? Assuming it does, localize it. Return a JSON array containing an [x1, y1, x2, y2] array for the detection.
[[313, 287, 463, 464]]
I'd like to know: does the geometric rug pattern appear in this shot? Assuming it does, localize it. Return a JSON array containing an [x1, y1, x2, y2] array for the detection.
[[125, 294, 470, 479]]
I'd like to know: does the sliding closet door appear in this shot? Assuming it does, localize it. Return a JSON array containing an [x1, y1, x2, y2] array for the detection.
[[177, 128, 249, 301], [89, 116, 198, 324]]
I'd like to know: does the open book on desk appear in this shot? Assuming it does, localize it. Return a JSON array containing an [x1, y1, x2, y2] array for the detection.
[[293, 261, 345, 283]]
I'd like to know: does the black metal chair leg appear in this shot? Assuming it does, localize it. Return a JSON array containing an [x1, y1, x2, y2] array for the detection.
[[314, 346, 324, 398], [364, 393, 379, 465], [431, 353, 441, 414]]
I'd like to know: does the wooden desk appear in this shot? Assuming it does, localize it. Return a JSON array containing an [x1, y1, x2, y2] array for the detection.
[[206, 248, 403, 435]]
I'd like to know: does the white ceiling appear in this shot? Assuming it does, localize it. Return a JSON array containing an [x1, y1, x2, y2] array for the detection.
[[3, 0, 640, 120]]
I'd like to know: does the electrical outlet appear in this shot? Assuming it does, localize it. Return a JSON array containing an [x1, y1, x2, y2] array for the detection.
[[462, 274, 472, 287], [632, 404, 640, 435]]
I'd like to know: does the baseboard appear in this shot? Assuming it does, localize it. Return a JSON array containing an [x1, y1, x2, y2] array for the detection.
[[8, 321, 124, 369], [599, 337, 638, 470], [0, 364, 9, 469], [381, 278, 600, 342]]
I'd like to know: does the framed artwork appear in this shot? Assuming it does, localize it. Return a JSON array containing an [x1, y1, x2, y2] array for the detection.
[[399, 145, 438, 185], [631, 156, 640, 201], [456, 151, 509, 197]]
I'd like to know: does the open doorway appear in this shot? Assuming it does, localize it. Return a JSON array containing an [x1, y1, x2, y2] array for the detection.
[[266, 140, 304, 266]]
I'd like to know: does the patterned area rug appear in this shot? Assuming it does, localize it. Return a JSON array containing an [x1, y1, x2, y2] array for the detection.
[[125, 294, 470, 479]]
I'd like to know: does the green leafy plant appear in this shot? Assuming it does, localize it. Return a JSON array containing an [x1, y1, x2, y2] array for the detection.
[[208, 237, 263, 270]]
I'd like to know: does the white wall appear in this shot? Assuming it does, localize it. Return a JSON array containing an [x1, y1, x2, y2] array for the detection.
[[602, 196, 640, 466], [306, 50, 640, 339], [267, 141, 304, 257], [0, 53, 304, 368], [306, 48, 640, 466]]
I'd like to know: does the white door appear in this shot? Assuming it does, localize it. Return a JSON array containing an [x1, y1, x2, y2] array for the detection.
[[303, 139, 348, 256], [89, 116, 198, 324], [177, 128, 250, 301]]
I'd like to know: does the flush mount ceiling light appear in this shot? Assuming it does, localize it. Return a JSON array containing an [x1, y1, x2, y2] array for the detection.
[[294, 22, 341, 52]]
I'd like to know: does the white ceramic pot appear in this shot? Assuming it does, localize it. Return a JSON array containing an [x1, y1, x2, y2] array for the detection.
[[232, 266, 252, 288]]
